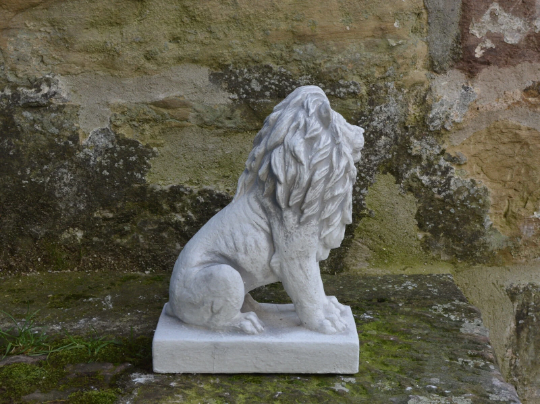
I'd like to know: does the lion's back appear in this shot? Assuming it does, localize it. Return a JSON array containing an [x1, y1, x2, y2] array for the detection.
[[171, 195, 275, 286]]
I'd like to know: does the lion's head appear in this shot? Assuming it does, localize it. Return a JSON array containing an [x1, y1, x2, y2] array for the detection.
[[234, 86, 364, 261]]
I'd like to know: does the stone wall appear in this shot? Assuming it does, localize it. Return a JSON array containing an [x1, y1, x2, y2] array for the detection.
[[4, 0, 538, 274]]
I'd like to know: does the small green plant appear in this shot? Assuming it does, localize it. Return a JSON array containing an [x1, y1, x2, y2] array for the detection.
[[0, 308, 61, 358], [0, 309, 119, 360], [63, 328, 121, 357]]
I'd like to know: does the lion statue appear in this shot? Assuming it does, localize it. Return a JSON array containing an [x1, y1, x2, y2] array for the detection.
[[167, 86, 364, 334]]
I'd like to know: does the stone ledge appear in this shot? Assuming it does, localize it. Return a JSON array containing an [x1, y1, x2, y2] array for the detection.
[[0, 272, 524, 402]]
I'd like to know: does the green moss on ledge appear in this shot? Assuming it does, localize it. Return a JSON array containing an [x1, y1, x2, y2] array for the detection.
[[0, 272, 519, 403]]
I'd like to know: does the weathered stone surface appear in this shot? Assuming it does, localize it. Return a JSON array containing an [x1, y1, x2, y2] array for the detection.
[[2, 0, 520, 276], [427, 0, 540, 267], [440, 62, 540, 263], [507, 283, 540, 403], [0, 70, 500, 275], [60, 65, 234, 135], [424, 0, 462, 73], [0, 0, 442, 276], [446, 63, 540, 144], [459, 0, 540, 76], [345, 173, 453, 274], [453, 265, 540, 404], [427, 70, 476, 131], [337, 78, 495, 271], [0, 272, 521, 403], [0, 0, 537, 272], [0, 0, 428, 80], [452, 122, 540, 240], [0, 82, 237, 273]]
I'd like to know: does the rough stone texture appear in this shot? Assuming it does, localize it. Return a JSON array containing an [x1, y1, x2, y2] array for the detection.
[[452, 122, 540, 243], [453, 265, 540, 404], [0, 272, 521, 403], [427, 70, 476, 131], [446, 63, 540, 145], [0, 0, 454, 276], [439, 0, 540, 267], [424, 0, 462, 73], [459, 0, 540, 76], [0, 0, 518, 275], [507, 283, 540, 403], [345, 173, 453, 274], [0, 87, 232, 273], [341, 79, 495, 271], [0, 0, 428, 80], [441, 62, 540, 263]]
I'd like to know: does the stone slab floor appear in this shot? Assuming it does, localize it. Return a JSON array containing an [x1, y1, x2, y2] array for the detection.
[[0, 272, 521, 403]]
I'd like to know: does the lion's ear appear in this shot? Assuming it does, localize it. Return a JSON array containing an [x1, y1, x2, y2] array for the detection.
[[317, 102, 332, 128]]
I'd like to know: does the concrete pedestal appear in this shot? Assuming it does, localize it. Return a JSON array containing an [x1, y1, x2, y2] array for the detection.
[[152, 303, 359, 374]]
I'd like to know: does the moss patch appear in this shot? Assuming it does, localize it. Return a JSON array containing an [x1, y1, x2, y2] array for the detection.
[[0, 363, 64, 400], [0, 272, 170, 339], [345, 173, 452, 273], [0, 272, 518, 403], [0, 330, 151, 403], [116, 274, 512, 403], [68, 389, 119, 404], [145, 126, 256, 193], [0, 88, 233, 274]]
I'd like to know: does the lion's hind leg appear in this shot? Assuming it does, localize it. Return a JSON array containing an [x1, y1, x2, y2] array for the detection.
[[241, 293, 260, 313], [173, 264, 264, 334]]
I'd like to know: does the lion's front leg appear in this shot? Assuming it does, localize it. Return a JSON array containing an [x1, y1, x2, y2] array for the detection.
[[275, 254, 347, 334]]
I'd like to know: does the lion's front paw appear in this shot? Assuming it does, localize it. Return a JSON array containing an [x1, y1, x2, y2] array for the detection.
[[325, 296, 347, 316], [306, 315, 346, 334], [301, 306, 347, 335], [320, 296, 347, 334], [322, 312, 347, 334], [316, 318, 341, 334]]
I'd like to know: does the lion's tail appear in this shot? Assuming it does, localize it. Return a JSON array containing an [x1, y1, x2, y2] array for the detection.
[[164, 302, 174, 317]]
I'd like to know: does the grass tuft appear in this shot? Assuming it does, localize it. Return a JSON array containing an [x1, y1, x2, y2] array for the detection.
[[0, 307, 63, 358], [63, 328, 122, 358], [0, 309, 122, 361]]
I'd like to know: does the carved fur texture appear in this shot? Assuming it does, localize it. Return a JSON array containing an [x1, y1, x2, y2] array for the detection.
[[168, 86, 364, 335], [235, 86, 363, 253]]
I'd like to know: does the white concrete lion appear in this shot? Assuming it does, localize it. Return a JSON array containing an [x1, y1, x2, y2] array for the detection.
[[167, 86, 364, 334]]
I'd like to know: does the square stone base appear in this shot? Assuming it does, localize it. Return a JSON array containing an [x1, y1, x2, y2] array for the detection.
[[152, 303, 359, 374]]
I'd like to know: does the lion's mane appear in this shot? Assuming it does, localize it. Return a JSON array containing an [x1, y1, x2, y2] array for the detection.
[[234, 86, 357, 249]]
